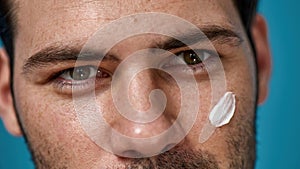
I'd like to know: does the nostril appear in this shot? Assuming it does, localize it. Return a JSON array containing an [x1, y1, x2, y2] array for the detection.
[[161, 143, 176, 153], [121, 150, 144, 158]]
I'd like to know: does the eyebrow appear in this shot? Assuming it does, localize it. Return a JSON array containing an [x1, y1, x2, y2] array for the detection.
[[159, 25, 242, 50], [22, 25, 243, 74]]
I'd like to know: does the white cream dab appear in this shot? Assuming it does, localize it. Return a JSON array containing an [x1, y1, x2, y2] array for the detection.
[[199, 92, 236, 143]]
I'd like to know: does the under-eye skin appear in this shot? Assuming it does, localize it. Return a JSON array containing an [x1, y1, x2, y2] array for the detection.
[[52, 65, 111, 94]]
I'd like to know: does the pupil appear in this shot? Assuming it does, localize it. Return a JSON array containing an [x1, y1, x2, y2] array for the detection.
[[71, 67, 91, 80], [184, 52, 201, 65]]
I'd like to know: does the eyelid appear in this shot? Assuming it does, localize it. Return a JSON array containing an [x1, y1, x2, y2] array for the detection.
[[50, 65, 112, 95], [59, 65, 98, 80], [163, 48, 218, 66], [175, 49, 218, 60], [157, 48, 220, 80]]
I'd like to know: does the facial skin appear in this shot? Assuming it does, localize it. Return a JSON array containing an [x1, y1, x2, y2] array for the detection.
[[0, 0, 271, 169]]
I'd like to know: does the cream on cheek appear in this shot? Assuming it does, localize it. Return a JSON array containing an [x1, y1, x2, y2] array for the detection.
[[209, 92, 236, 127], [199, 91, 236, 143]]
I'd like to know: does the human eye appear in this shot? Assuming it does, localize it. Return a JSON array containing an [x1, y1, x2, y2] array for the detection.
[[52, 65, 111, 94], [161, 49, 219, 74], [176, 49, 212, 65]]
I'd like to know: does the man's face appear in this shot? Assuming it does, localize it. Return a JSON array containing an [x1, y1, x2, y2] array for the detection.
[[7, 0, 262, 168]]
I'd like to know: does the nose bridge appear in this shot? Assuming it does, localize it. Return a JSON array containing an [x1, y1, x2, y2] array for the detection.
[[127, 69, 156, 112], [115, 67, 171, 134]]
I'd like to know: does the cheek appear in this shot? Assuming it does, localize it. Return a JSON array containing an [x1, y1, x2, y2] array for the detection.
[[226, 48, 256, 107], [13, 82, 108, 166], [219, 46, 257, 145], [13, 74, 86, 148]]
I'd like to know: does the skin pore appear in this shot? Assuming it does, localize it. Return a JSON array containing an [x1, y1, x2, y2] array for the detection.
[[0, 0, 271, 168]]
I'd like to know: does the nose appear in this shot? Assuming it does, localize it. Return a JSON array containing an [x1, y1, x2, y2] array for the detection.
[[109, 69, 184, 158], [110, 116, 182, 158]]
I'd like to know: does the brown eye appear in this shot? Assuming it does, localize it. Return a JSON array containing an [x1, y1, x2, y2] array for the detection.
[[182, 51, 202, 65], [177, 50, 212, 65]]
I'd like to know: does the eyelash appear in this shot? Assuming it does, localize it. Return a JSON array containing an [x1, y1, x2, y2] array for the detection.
[[50, 49, 218, 94], [162, 49, 217, 72], [51, 66, 112, 94]]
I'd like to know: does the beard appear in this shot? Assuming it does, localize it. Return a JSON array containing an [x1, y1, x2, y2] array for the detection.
[[16, 112, 255, 169], [29, 144, 220, 169], [19, 119, 255, 169], [124, 148, 219, 169]]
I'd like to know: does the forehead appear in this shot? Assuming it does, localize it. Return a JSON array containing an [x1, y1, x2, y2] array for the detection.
[[14, 0, 240, 60]]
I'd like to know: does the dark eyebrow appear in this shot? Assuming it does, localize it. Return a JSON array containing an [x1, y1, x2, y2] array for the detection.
[[22, 25, 242, 74], [22, 45, 120, 74], [159, 25, 243, 50]]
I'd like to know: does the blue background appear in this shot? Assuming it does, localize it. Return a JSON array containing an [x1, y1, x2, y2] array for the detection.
[[1, 0, 300, 168]]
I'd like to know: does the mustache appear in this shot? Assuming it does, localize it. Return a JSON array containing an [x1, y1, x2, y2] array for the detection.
[[124, 148, 219, 169]]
